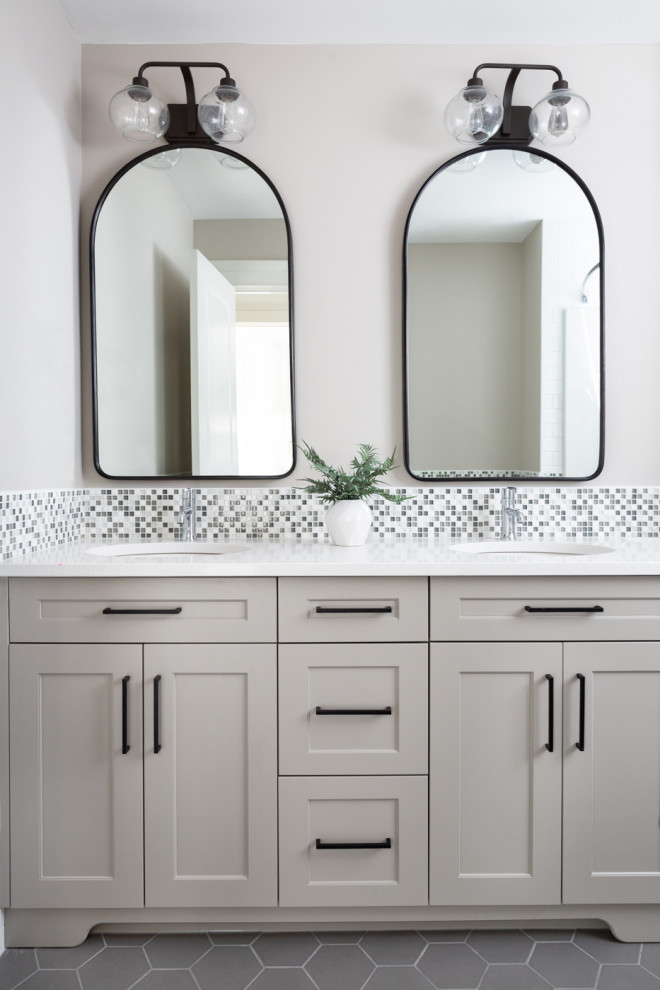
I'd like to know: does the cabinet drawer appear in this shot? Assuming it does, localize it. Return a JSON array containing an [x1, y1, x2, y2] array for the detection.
[[279, 577, 428, 642], [431, 576, 660, 642], [279, 644, 428, 775], [278, 775, 428, 906], [9, 577, 276, 643]]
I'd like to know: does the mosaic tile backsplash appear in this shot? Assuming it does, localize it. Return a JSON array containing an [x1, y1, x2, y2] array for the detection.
[[1, 486, 660, 559]]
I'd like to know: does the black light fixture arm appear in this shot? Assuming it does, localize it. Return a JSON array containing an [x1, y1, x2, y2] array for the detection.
[[467, 63, 569, 146]]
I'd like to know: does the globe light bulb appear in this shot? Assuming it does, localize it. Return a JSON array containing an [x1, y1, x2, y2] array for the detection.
[[109, 79, 169, 144], [198, 79, 256, 144], [444, 80, 503, 146], [530, 82, 590, 148]]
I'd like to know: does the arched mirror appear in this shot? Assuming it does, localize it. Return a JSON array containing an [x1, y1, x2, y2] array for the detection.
[[404, 146, 603, 482], [91, 145, 295, 479]]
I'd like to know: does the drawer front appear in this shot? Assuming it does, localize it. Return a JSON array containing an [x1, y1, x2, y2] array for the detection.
[[431, 576, 660, 642], [279, 644, 428, 775], [9, 577, 276, 643], [278, 775, 428, 907], [279, 577, 428, 642]]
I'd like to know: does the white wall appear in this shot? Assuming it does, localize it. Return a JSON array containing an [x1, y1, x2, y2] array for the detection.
[[79, 43, 660, 488], [0, 0, 81, 491]]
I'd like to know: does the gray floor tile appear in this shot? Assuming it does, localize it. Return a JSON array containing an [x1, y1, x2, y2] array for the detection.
[[305, 944, 374, 990], [360, 931, 426, 965], [0, 948, 38, 989], [643, 944, 660, 979], [133, 971, 200, 990], [78, 946, 150, 990], [249, 969, 317, 990], [253, 933, 319, 966], [145, 933, 211, 968], [479, 965, 553, 990], [364, 967, 436, 989], [574, 931, 641, 963], [417, 942, 488, 989], [420, 931, 471, 943], [209, 933, 260, 945], [11, 973, 81, 990], [524, 930, 576, 942], [192, 945, 263, 990], [530, 941, 599, 988], [598, 965, 660, 989], [103, 934, 155, 947], [37, 935, 104, 969], [313, 931, 367, 944], [468, 930, 533, 963]]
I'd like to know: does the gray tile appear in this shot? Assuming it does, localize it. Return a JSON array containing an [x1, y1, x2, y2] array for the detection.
[[523, 930, 576, 942], [79, 946, 150, 990], [530, 942, 599, 988], [643, 944, 660, 978], [0, 948, 38, 989], [417, 942, 487, 989], [11, 973, 81, 990], [468, 930, 533, 963], [103, 934, 155, 946], [249, 970, 317, 990], [209, 933, 259, 946], [305, 944, 374, 990], [192, 945, 263, 990], [420, 931, 470, 943], [133, 972, 200, 990], [575, 930, 641, 963], [253, 933, 319, 966], [145, 933, 211, 968], [360, 931, 426, 965], [479, 965, 553, 990], [598, 965, 660, 989], [364, 967, 436, 990], [313, 931, 367, 944], [37, 935, 104, 969]]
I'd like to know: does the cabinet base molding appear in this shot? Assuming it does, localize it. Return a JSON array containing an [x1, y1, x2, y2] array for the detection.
[[5, 905, 659, 948]]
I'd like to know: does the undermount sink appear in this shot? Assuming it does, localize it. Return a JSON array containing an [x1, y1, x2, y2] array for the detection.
[[454, 540, 615, 556], [86, 542, 248, 558]]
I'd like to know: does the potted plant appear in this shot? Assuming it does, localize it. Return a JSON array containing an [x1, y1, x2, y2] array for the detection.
[[299, 442, 408, 546]]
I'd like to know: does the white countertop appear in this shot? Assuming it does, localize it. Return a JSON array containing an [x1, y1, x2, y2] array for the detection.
[[3, 537, 660, 577]]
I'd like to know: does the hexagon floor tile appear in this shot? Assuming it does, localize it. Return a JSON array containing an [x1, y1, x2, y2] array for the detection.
[[3, 929, 660, 990]]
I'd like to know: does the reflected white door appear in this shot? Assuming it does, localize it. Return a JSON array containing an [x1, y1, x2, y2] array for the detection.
[[190, 249, 238, 475]]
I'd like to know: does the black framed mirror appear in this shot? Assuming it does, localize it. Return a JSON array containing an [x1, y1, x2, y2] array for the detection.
[[404, 145, 604, 482], [91, 143, 295, 480]]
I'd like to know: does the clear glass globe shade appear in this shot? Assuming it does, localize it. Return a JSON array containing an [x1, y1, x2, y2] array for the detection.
[[197, 85, 256, 144], [447, 151, 487, 173], [529, 88, 590, 148], [512, 149, 554, 173], [444, 85, 503, 146], [109, 83, 169, 144], [141, 148, 183, 170]]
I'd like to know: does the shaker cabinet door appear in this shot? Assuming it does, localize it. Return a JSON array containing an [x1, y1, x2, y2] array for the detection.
[[144, 644, 277, 907], [9, 644, 144, 908]]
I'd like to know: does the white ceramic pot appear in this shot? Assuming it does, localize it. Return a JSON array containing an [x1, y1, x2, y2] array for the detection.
[[324, 499, 372, 547]]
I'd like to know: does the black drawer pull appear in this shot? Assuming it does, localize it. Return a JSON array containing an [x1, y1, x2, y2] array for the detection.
[[315, 706, 392, 716], [154, 675, 162, 754], [315, 606, 393, 614], [576, 673, 586, 751], [121, 675, 130, 754], [545, 674, 554, 752], [103, 607, 183, 615], [315, 838, 392, 850], [524, 605, 604, 614]]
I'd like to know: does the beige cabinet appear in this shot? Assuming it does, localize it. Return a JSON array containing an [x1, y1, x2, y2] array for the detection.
[[563, 641, 660, 904], [430, 642, 562, 906], [9, 644, 144, 909]]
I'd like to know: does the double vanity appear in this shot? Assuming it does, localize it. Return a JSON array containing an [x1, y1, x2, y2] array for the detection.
[[3, 537, 660, 946]]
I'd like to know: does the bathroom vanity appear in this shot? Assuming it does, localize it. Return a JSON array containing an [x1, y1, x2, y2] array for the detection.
[[3, 539, 660, 946]]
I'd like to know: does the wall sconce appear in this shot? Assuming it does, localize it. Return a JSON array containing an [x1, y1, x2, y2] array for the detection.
[[109, 61, 255, 146], [444, 63, 590, 149]]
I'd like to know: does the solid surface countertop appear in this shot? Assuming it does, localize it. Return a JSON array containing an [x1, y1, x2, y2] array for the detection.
[[3, 537, 660, 577]]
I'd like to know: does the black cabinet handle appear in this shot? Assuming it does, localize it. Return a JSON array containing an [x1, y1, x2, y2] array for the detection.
[[121, 675, 130, 754], [315, 606, 392, 614], [315, 838, 392, 850], [315, 706, 392, 716], [154, 675, 162, 754], [576, 673, 586, 751], [103, 607, 183, 615], [524, 605, 603, 614], [545, 674, 554, 752]]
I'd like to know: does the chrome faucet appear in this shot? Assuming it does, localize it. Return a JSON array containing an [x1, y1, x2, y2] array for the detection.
[[177, 488, 196, 542], [500, 487, 526, 541]]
